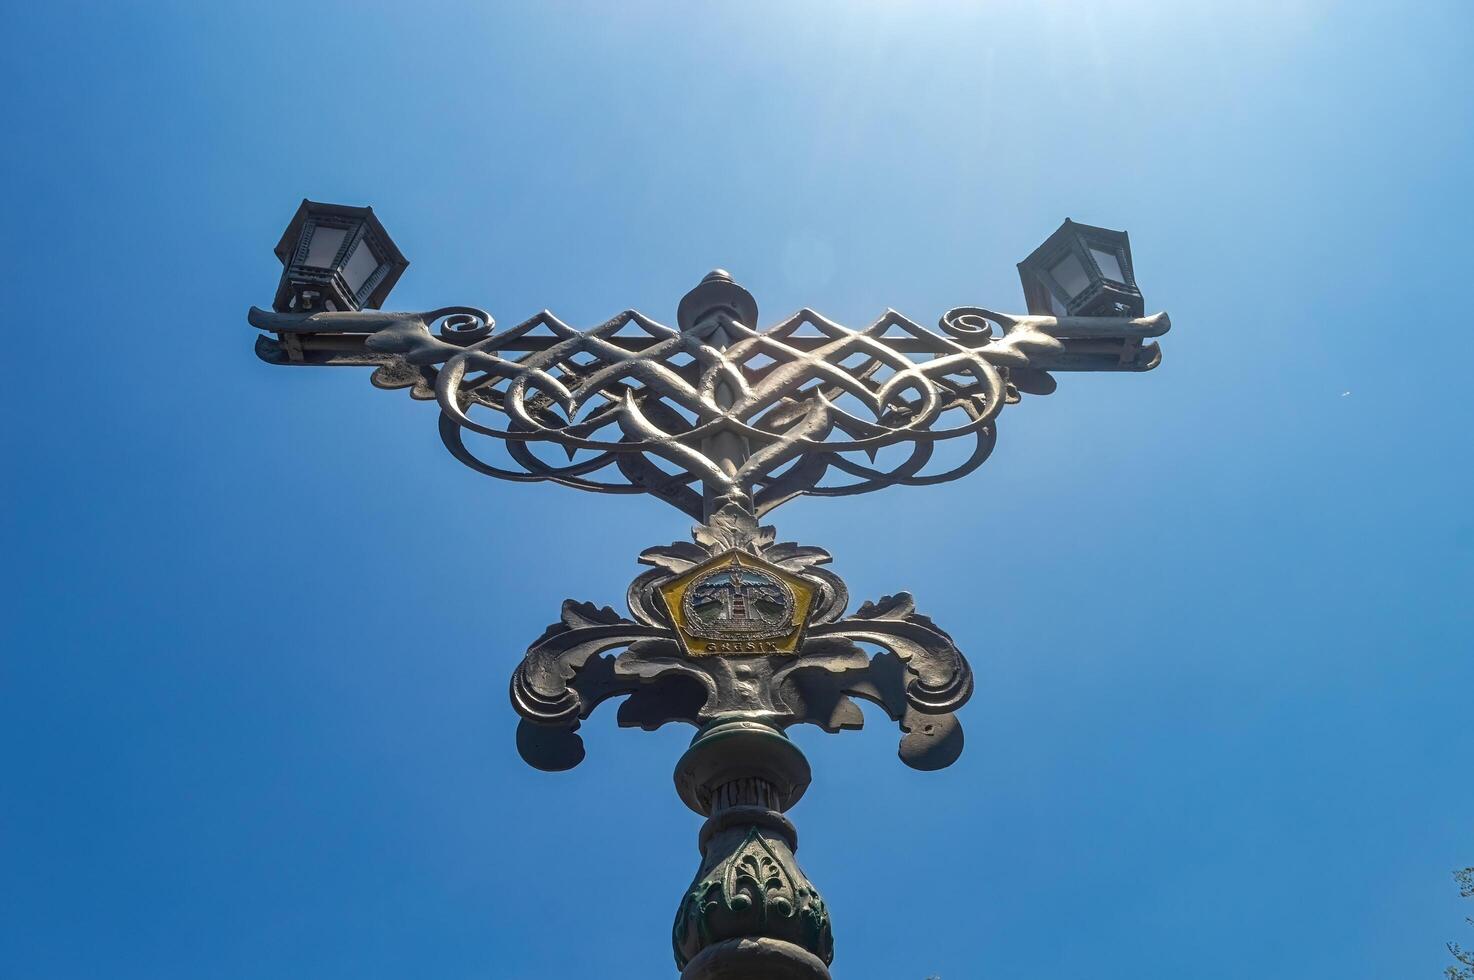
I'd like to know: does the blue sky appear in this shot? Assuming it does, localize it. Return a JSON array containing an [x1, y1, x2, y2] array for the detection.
[[2, 2, 1471, 977]]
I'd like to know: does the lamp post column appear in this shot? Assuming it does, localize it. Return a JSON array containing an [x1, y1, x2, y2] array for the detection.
[[676, 269, 758, 523], [247, 201, 1172, 979], [668, 273, 833, 979], [672, 720, 833, 980]]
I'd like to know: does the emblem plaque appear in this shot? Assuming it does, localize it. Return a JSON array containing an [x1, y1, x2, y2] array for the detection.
[[659, 551, 816, 656]]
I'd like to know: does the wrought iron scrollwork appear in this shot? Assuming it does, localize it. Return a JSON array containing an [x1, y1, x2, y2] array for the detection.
[[248, 245, 1180, 980], [249, 293, 1167, 519], [249, 273, 1169, 777], [509, 505, 975, 773], [250, 267, 1172, 978]]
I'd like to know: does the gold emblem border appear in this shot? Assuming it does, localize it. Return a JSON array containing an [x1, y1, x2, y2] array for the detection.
[[658, 550, 816, 657]]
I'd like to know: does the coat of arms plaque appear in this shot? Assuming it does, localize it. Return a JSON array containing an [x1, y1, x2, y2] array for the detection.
[[658, 551, 816, 656]]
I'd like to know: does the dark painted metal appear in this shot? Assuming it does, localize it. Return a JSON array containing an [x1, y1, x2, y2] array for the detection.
[[1017, 218, 1144, 318], [256, 326, 1154, 362], [672, 721, 831, 978], [248, 206, 1172, 976], [247, 294, 1167, 521], [271, 200, 408, 314], [510, 503, 972, 777]]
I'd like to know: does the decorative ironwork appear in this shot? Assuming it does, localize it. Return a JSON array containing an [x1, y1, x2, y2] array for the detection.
[[249, 254, 1171, 980], [675, 821, 832, 970], [509, 504, 973, 774], [668, 720, 832, 978], [249, 271, 1168, 520]]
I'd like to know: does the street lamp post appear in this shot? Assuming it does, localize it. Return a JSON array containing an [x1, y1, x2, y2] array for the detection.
[[248, 200, 1171, 979]]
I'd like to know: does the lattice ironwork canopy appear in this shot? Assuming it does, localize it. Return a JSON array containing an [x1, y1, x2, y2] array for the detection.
[[251, 272, 1167, 520]]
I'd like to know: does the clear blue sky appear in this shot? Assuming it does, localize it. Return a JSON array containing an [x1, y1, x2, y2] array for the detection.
[[2, 2, 1471, 978]]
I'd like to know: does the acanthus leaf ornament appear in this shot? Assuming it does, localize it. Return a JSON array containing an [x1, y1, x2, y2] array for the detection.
[[507, 504, 974, 773], [674, 822, 833, 971]]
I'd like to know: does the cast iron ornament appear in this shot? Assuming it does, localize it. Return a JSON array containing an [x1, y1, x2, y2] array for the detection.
[[249, 275, 1167, 520], [510, 503, 972, 774], [250, 258, 1170, 978]]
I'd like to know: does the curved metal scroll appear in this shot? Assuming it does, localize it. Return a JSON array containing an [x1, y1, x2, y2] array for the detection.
[[250, 299, 1169, 519], [509, 506, 976, 773]]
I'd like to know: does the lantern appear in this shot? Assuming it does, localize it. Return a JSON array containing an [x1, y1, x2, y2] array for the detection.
[[271, 200, 408, 313], [1018, 219, 1143, 318]]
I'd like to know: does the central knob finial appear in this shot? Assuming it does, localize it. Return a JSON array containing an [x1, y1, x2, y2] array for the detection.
[[677, 269, 759, 335]]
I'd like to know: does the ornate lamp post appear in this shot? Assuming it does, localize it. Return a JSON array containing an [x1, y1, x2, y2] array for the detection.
[[249, 200, 1171, 979]]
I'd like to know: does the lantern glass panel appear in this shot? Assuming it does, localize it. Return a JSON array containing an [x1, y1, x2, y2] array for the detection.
[[303, 225, 347, 268], [1049, 252, 1092, 300], [1090, 246, 1125, 283], [1044, 280, 1067, 315], [343, 238, 380, 293]]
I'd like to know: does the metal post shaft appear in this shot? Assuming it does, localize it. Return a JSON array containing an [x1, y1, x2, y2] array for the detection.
[[672, 720, 833, 979]]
